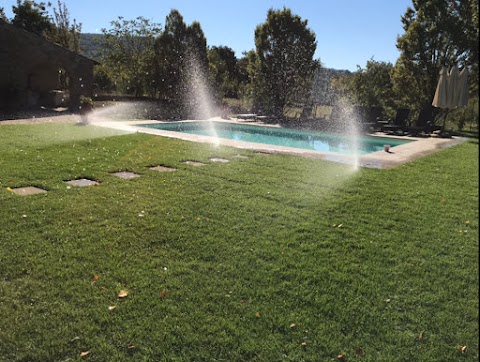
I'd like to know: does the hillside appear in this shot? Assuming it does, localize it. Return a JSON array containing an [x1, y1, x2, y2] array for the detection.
[[79, 33, 104, 61]]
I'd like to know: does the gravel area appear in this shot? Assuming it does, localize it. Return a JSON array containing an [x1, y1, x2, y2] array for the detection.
[[0, 112, 80, 125]]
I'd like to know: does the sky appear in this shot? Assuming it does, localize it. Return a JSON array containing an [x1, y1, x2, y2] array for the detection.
[[2, 0, 413, 71]]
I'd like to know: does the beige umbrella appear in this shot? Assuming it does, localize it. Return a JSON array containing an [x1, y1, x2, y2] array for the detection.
[[432, 66, 450, 109], [453, 67, 469, 107], [432, 66, 468, 133]]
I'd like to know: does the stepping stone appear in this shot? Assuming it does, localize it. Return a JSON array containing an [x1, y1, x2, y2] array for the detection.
[[65, 178, 99, 187], [149, 165, 177, 172], [111, 171, 141, 179], [182, 161, 207, 167], [10, 186, 47, 196], [233, 154, 249, 159], [209, 157, 230, 163]]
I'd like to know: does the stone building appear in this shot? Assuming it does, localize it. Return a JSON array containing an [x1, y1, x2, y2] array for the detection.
[[0, 20, 98, 111]]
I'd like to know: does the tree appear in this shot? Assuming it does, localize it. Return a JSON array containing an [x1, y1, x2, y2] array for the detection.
[[391, 0, 479, 110], [155, 10, 189, 103], [101, 16, 161, 97], [11, 0, 53, 35], [155, 9, 210, 114], [347, 60, 396, 113], [0, 7, 8, 22], [236, 50, 258, 109], [48, 0, 82, 53], [10, 1, 83, 54], [208, 46, 239, 98], [254, 7, 317, 116]]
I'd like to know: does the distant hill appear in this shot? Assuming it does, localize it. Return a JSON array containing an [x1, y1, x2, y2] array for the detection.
[[79, 33, 105, 61], [79, 34, 352, 88]]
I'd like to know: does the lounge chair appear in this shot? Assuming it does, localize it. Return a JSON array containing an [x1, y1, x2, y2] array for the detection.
[[406, 106, 442, 136], [379, 108, 410, 134]]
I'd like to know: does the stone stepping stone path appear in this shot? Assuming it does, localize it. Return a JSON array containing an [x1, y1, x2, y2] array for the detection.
[[182, 160, 207, 167], [6, 156, 250, 196], [65, 178, 99, 187], [149, 165, 177, 172], [111, 171, 141, 179], [209, 157, 230, 163], [10, 186, 47, 196]]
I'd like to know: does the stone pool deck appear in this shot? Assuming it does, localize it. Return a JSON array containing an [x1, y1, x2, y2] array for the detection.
[[93, 117, 467, 169], [1, 114, 466, 169]]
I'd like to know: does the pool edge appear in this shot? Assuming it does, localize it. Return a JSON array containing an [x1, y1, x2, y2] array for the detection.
[[92, 118, 467, 169]]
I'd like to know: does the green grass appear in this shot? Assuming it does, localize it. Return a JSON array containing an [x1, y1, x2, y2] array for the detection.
[[0, 123, 478, 361]]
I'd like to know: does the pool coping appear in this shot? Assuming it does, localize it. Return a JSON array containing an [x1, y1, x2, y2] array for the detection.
[[93, 117, 467, 169]]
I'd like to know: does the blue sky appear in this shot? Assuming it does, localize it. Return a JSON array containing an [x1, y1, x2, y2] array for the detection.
[[3, 0, 413, 71]]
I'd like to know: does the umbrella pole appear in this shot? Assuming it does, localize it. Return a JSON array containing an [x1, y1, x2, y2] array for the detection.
[[441, 108, 450, 134]]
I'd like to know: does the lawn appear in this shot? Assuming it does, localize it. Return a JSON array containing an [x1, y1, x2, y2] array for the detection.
[[0, 122, 478, 362]]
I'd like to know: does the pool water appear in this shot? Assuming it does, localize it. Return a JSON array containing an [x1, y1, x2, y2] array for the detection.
[[141, 121, 412, 155]]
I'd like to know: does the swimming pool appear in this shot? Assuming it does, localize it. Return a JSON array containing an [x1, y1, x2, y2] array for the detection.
[[140, 121, 412, 155]]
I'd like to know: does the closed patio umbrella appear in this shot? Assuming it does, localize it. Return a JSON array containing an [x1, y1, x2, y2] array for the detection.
[[432, 66, 450, 109], [453, 67, 469, 107], [432, 65, 468, 134]]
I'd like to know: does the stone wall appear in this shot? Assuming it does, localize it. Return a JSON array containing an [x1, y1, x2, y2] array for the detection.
[[0, 21, 97, 111]]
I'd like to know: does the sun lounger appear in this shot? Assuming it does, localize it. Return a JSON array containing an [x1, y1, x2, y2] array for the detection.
[[236, 114, 257, 121], [406, 106, 442, 136], [379, 108, 410, 134]]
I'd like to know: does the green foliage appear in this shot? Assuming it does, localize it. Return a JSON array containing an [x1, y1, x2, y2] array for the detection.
[[208, 46, 239, 98], [236, 50, 258, 107], [154, 10, 189, 102], [313, 67, 352, 106], [0, 7, 8, 22], [340, 60, 396, 115], [0, 122, 478, 361], [92, 64, 115, 94], [9, 0, 82, 58], [445, 94, 479, 132], [101, 16, 161, 97], [154, 9, 209, 113], [11, 0, 54, 35], [254, 7, 318, 116], [46, 0, 82, 53], [79, 95, 93, 106]]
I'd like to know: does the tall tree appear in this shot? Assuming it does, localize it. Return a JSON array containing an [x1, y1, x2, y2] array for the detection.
[[254, 7, 317, 116], [348, 60, 396, 112], [101, 16, 161, 97], [155, 10, 189, 103], [155, 9, 209, 112], [208, 46, 239, 98], [391, 0, 479, 109], [11, 0, 53, 35], [0, 7, 8, 22], [48, 0, 82, 53], [10, 1, 83, 54]]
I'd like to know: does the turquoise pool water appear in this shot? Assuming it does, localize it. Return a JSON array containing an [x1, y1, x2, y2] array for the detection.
[[141, 121, 412, 155]]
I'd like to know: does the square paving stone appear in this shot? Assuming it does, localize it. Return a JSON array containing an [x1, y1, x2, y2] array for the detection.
[[65, 178, 99, 187], [112, 171, 141, 179], [10, 186, 47, 196], [149, 166, 177, 172], [209, 157, 230, 163], [182, 161, 207, 167]]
